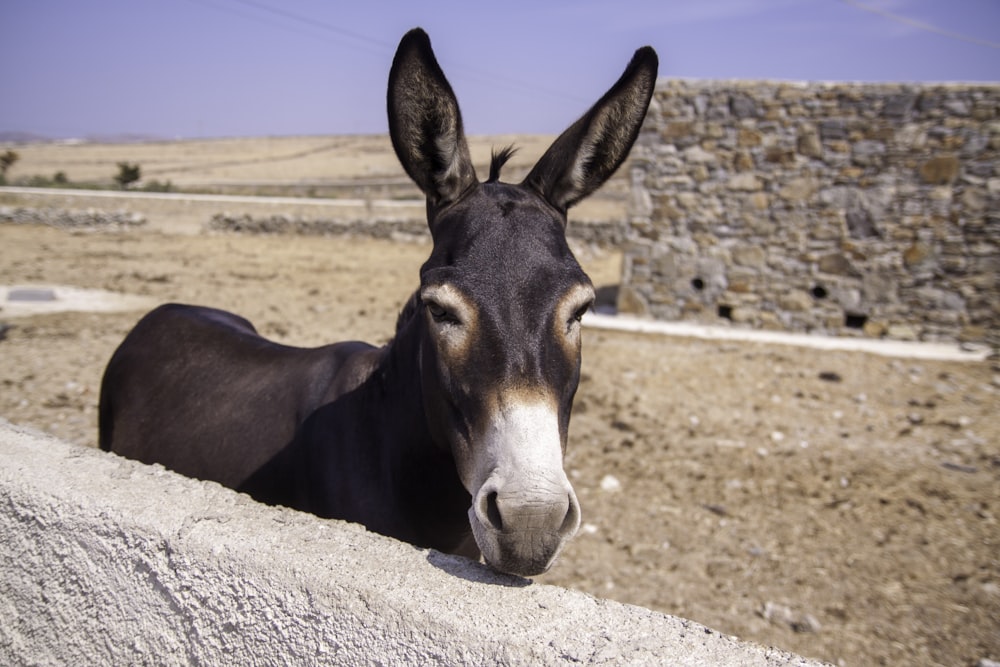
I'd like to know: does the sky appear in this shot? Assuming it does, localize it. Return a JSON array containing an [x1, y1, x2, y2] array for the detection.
[[1, 0, 998, 139]]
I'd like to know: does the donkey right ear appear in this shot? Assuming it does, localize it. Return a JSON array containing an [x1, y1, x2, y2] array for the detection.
[[524, 46, 658, 213], [387, 29, 477, 209]]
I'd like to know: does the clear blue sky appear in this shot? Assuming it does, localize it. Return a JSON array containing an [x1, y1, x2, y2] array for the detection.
[[1, 0, 997, 139]]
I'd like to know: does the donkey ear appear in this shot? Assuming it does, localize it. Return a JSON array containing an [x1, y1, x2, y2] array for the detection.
[[387, 29, 477, 209], [524, 46, 658, 213]]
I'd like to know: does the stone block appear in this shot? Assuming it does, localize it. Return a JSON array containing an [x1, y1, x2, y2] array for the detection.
[[652, 252, 679, 278], [738, 128, 762, 147], [852, 140, 887, 166], [958, 325, 987, 342], [838, 166, 864, 181], [731, 245, 767, 268], [778, 176, 818, 202], [846, 210, 879, 239], [886, 323, 919, 340], [797, 131, 823, 158], [779, 289, 813, 312], [862, 319, 888, 337], [616, 285, 649, 316], [818, 253, 858, 276], [661, 121, 695, 141], [730, 94, 758, 119], [748, 192, 770, 210], [919, 155, 960, 184], [820, 120, 847, 141], [683, 145, 717, 164], [727, 173, 762, 191], [943, 98, 970, 116], [765, 147, 796, 166], [972, 101, 996, 121]]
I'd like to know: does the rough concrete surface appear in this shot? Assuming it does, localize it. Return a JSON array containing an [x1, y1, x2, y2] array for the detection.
[[0, 419, 826, 666]]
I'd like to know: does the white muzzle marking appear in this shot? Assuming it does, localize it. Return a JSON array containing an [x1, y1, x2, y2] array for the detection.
[[468, 399, 581, 576]]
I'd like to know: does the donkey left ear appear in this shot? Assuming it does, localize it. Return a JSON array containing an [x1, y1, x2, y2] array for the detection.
[[387, 28, 478, 210], [524, 46, 658, 213]]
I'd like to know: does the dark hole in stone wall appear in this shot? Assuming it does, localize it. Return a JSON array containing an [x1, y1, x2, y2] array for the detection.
[[691, 277, 705, 291], [718, 304, 733, 320], [845, 312, 868, 329], [811, 285, 828, 299]]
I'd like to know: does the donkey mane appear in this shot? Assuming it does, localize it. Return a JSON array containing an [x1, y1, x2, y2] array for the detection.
[[487, 145, 518, 183]]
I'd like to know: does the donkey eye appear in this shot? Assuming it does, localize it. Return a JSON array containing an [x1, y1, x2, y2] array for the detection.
[[570, 301, 593, 327], [427, 301, 459, 324]]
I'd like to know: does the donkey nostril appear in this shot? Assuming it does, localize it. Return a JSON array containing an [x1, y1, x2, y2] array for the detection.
[[484, 491, 503, 531], [559, 492, 581, 536]]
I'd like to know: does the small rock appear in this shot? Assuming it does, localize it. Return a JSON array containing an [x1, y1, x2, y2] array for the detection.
[[600, 475, 621, 492], [703, 503, 728, 517], [759, 602, 821, 633], [941, 461, 977, 474]]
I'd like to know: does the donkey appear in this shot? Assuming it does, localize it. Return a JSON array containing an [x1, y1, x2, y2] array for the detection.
[[99, 28, 657, 577]]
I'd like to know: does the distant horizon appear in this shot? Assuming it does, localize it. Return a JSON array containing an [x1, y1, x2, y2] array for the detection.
[[2, 1, 997, 140], [6, 74, 999, 145]]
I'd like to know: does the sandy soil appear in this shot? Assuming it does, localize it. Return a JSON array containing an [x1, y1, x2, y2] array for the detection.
[[3, 134, 562, 186], [1, 221, 997, 666]]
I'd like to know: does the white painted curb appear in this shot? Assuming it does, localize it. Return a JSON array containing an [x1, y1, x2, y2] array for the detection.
[[584, 313, 991, 362]]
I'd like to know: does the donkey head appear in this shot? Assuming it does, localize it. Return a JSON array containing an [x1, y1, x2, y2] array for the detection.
[[388, 28, 657, 576]]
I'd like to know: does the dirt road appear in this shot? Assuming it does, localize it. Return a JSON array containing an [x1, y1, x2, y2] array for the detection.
[[1, 221, 998, 666]]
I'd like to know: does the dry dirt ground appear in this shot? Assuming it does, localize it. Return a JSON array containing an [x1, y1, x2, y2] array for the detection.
[[5, 134, 559, 185], [1, 221, 997, 666]]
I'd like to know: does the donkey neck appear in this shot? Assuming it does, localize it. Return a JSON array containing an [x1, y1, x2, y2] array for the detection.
[[363, 293, 474, 551]]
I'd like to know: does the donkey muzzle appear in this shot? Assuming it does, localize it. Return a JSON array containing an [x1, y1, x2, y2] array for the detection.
[[470, 474, 581, 576]]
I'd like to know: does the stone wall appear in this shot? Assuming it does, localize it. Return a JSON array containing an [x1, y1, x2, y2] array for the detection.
[[622, 80, 999, 345], [0, 205, 146, 229]]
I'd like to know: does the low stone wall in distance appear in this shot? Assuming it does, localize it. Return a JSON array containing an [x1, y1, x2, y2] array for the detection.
[[0, 205, 147, 229], [0, 187, 626, 245], [206, 211, 623, 246], [623, 80, 999, 345], [0, 419, 824, 666]]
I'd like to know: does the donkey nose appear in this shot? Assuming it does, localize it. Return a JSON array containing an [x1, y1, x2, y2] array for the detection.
[[477, 482, 581, 538]]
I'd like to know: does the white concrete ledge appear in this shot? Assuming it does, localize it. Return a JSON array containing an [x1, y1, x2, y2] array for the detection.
[[0, 419, 825, 666]]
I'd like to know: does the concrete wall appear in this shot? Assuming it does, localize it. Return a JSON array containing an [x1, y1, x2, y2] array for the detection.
[[0, 419, 824, 666], [622, 80, 1000, 346]]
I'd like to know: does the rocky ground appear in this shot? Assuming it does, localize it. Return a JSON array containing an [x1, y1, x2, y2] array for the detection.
[[1, 220, 998, 666]]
